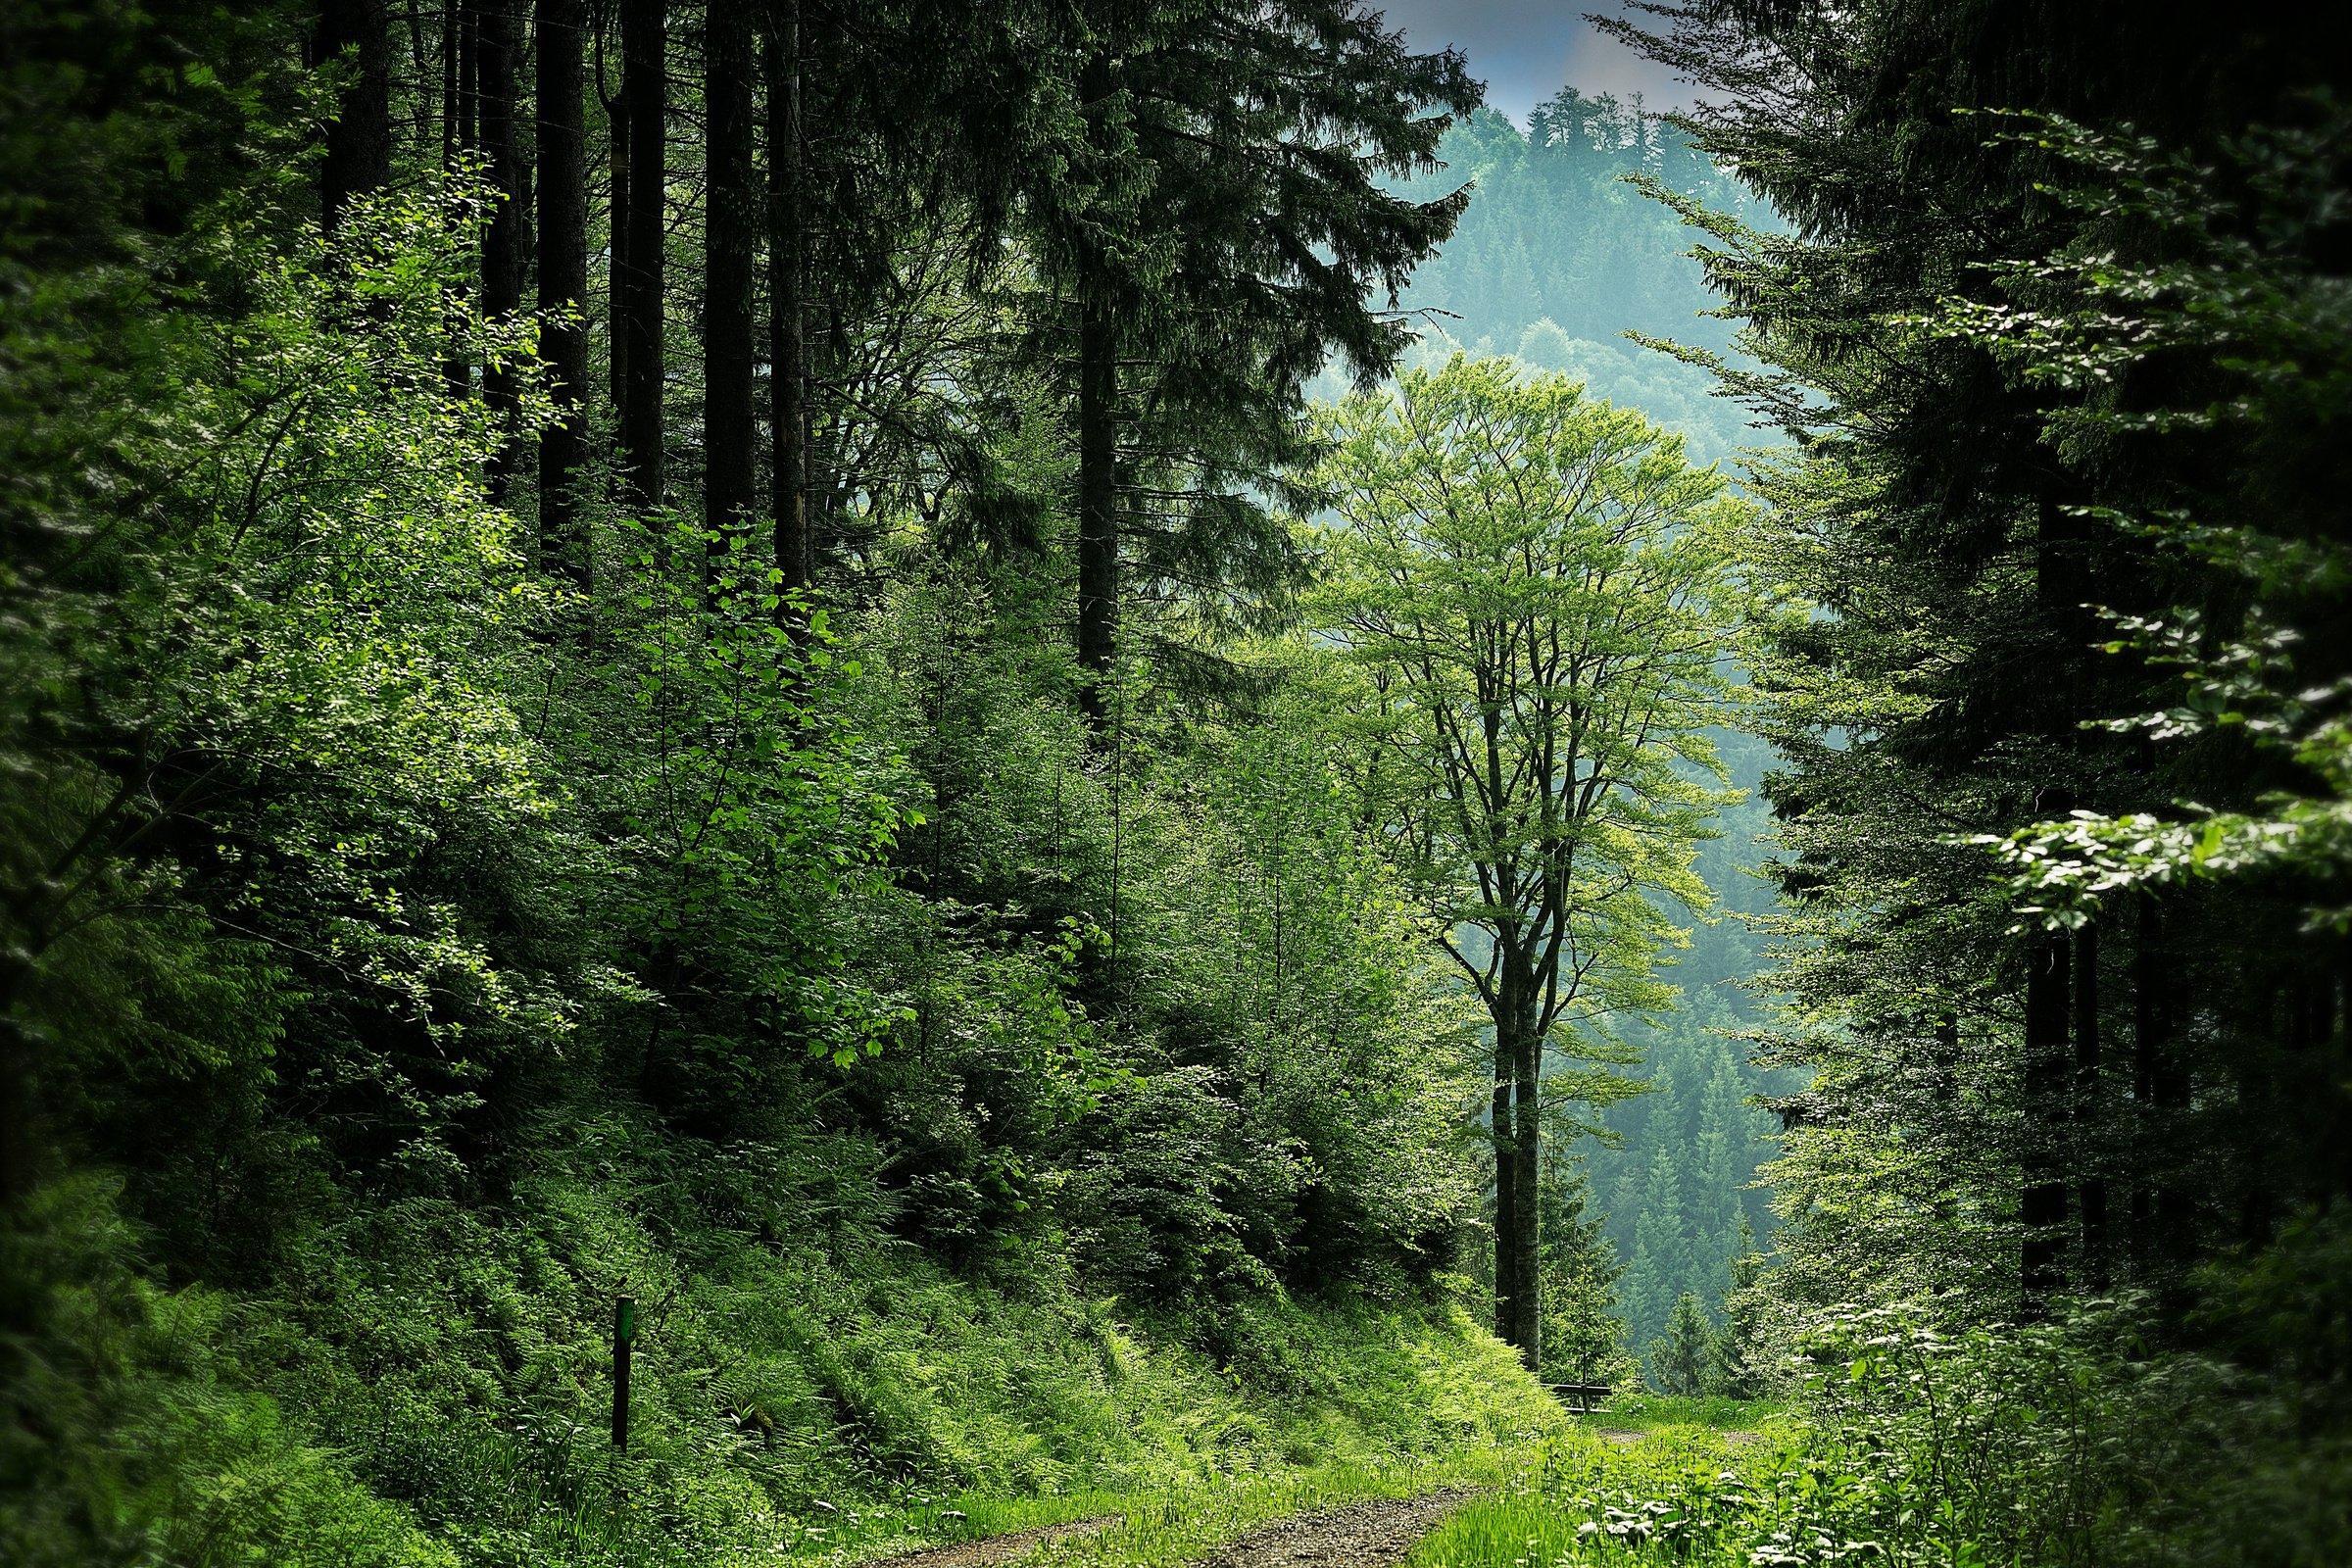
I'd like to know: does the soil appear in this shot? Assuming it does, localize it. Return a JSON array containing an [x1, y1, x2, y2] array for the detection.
[[1189, 1488, 1477, 1568], [868, 1515, 1123, 1568]]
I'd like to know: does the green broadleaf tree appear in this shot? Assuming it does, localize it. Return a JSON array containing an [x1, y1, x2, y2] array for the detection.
[[1307, 353, 1749, 1369]]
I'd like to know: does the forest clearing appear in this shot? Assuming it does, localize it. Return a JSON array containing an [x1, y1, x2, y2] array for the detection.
[[2, 0, 2347, 1565]]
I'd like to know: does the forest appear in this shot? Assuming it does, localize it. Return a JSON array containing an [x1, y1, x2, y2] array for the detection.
[[0, 1, 2346, 1567]]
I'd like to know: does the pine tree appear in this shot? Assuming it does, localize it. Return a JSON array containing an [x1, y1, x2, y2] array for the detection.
[[1625, 1138, 1691, 1352], [1647, 1291, 1716, 1396], [1709, 1215, 1767, 1397], [1606, 0, 2352, 1327], [701, 0, 758, 559], [1029, 1, 1477, 727], [1535, 1146, 1634, 1390]]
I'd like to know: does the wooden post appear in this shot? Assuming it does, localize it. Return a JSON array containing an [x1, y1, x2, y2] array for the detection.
[[612, 1293, 635, 1450]]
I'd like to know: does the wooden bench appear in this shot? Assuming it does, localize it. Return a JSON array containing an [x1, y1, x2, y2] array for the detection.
[[1547, 1382, 1615, 1413]]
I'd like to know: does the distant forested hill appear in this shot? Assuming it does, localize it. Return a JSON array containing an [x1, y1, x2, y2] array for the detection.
[[1371, 89, 1792, 1363], [1379, 92, 1778, 466]]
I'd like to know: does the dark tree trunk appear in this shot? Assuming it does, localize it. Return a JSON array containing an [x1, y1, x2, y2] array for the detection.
[[1076, 279, 1118, 729], [601, 2, 628, 420], [479, 0, 525, 500], [315, 0, 394, 234], [441, 0, 477, 398], [1489, 956, 1541, 1372], [703, 0, 758, 569], [2074, 921, 2108, 1288], [536, 0, 590, 587], [2021, 929, 2073, 1314], [441, 0, 462, 167], [616, 0, 665, 511], [765, 1, 808, 598], [1508, 1004, 1542, 1370], [1491, 1009, 1518, 1349], [2131, 895, 2195, 1287]]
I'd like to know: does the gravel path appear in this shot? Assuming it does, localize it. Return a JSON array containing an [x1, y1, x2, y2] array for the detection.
[[1188, 1489, 1476, 1568], [867, 1515, 1123, 1568]]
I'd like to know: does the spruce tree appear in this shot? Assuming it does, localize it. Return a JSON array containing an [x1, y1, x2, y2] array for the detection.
[[1647, 1292, 1716, 1396], [1607, 0, 2352, 1326], [1709, 1215, 1766, 1397], [1535, 1146, 1633, 1391], [1029, 0, 1477, 725]]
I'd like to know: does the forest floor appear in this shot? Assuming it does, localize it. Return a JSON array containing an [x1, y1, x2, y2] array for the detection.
[[873, 1490, 1480, 1568], [858, 1401, 1786, 1568], [1188, 1490, 1476, 1568]]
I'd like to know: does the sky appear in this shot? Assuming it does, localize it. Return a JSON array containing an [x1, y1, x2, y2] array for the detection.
[[1369, 1, 1690, 124]]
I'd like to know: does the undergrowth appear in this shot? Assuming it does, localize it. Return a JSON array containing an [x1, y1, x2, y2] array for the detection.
[[6, 1160, 1566, 1568]]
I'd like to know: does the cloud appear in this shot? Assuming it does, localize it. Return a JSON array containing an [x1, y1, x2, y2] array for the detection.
[[1370, 0, 1691, 123]]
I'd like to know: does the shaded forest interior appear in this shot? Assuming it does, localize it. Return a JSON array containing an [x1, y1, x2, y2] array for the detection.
[[2, 1, 2350, 1566]]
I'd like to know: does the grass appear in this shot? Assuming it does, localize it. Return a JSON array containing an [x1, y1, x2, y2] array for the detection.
[[790, 1402, 1804, 1568], [1557, 1394, 1788, 1433], [1405, 1417, 1798, 1568], [930, 1449, 1518, 1568]]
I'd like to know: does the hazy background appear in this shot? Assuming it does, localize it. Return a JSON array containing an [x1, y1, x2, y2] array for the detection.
[[1374, 1, 1692, 122]]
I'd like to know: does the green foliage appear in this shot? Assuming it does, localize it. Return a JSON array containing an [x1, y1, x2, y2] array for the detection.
[[1707, 1219, 1768, 1399], [0, 1179, 455, 1568], [1374, 96, 1780, 466], [1405, 1423, 1789, 1568], [1644, 1296, 1714, 1398], [1307, 353, 1747, 1069], [1533, 1151, 1635, 1392]]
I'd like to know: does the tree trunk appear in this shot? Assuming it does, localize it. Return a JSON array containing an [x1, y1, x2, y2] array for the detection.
[[315, 0, 393, 234], [1076, 278, 1118, 729], [2021, 928, 2072, 1314], [1489, 956, 1542, 1372], [440, 0, 476, 399], [1508, 1006, 1542, 1371], [703, 0, 758, 571], [2130, 895, 2195, 1288], [603, 10, 629, 421], [1491, 1007, 1519, 1349], [2073, 920, 2108, 1288], [765, 1, 808, 598], [478, 0, 525, 501], [1074, 50, 1119, 730], [616, 0, 665, 511], [536, 0, 590, 587]]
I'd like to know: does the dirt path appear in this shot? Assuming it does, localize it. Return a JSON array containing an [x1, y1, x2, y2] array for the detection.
[[1188, 1489, 1475, 1568], [867, 1515, 1124, 1568]]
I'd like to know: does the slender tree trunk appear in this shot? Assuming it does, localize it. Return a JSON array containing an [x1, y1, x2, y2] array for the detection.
[[315, 0, 394, 234], [441, 0, 477, 398], [2131, 895, 2196, 1289], [703, 0, 757, 570], [479, 0, 525, 500], [2021, 928, 2072, 1314], [765, 1, 808, 598], [1074, 51, 1119, 730], [2074, 921, 2108, 1288], [1076, 278, 1118, 729], [537, 0, 590, 586], [602, 4, 629, 419], [1492, 1002, 1519, 1350], [617, 0, 665, 511], [1509, 1000, 1543, 1371]]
